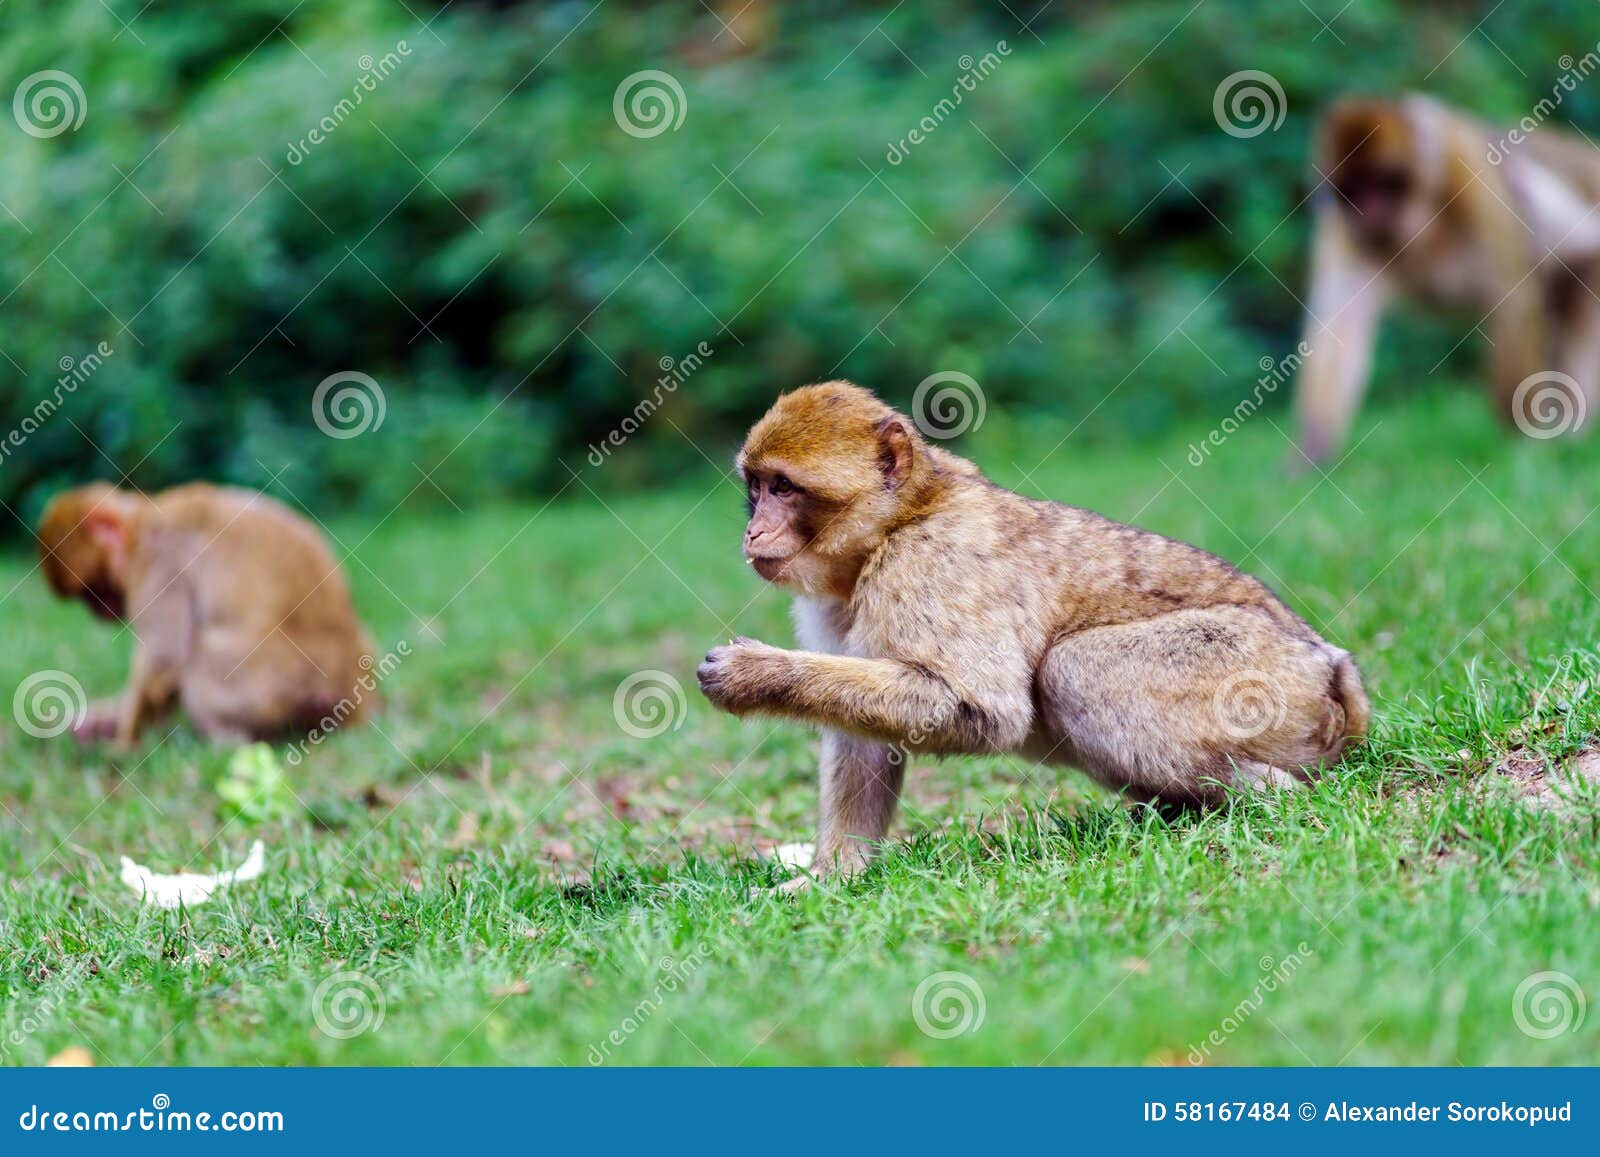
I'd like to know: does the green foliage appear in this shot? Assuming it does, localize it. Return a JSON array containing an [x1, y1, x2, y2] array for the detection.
[[217, 743, 300, 824], [1, 0, 1595, 520]]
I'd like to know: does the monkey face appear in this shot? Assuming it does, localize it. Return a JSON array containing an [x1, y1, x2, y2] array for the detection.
[[735, 382, 929, 598], [1335, 162, 1414, 249], [37, 484, 131, 621], [41, 549, 126, 621], [1319, 99, 1431, 254], [741, 468, 813, 583], [81, 579, 127, 621]]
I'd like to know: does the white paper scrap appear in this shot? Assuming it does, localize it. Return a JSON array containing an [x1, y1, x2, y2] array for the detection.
[[767, 842, 815, 871], [120, 840, 266, 909]]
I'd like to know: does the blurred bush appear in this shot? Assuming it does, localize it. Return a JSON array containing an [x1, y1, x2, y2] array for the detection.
[[0, 0, 1592, 519]]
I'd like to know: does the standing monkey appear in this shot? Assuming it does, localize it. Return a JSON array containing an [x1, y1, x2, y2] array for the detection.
[[37, 482, 378, 749], [1292, 94, 1600, 465], [698, 382, 1368, 884]]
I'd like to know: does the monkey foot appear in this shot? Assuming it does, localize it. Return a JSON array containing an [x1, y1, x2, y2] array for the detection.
[[748, 872, 817, 899]]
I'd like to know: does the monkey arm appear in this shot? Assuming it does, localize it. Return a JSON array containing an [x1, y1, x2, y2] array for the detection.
[[1292, 209, 1388, 465], [697, 639, 1030, 752], [112, 647, 182, 749], [111, 554, 193, 749]]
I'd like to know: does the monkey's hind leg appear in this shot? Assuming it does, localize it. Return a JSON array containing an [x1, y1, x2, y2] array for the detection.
[[1544, 262, 1600, 436], [181, 667, 294, 745], [1035, 607, 1364, 807]]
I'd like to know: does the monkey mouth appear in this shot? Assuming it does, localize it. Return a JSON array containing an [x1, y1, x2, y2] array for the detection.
[[745, 553, 791, 582]]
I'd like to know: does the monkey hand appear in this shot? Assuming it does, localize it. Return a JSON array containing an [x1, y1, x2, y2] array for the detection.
[[71, 699, 122, 744], [696, 637, 788, 715]]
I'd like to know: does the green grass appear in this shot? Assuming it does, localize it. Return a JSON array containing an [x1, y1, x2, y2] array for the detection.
[[3, 388, 1600, 1066]]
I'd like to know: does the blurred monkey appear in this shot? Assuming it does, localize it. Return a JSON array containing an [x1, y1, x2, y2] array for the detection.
[[38, 483, 377, 749], [1292, 94, 1600, 464]]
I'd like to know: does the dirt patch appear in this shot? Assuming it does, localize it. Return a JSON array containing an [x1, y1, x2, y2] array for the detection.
[[1495, 747, 1600, 810]]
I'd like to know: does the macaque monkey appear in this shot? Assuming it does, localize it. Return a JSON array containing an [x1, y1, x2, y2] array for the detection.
[[698, 382, 1368, 883], [1293, 94, 1600, 464], [37, 483, 378, 749]]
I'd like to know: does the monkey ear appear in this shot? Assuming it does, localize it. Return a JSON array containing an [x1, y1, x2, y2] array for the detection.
[[875, 417, 914, 488], [85, 508, 129, 571], [86, 509, 124, 547]]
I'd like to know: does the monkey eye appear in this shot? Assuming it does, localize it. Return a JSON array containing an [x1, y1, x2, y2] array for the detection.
[[771, 475, 796, 497], [1366, 167, 1410, 198]]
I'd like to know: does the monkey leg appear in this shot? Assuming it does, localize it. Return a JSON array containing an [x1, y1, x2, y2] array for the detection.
[[1035, 606, 1364, 807], [1489, 263, 1600, 431], [1545, 263, 1600, 434], [810, 729, 904, 880], [181, 672, 292, 745]]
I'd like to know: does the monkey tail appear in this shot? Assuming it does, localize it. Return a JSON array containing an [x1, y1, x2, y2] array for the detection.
[[1330, 650, 1370, 740]]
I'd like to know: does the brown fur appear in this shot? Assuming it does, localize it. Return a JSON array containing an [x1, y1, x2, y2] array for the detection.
[[37, 482, 378, 748], [1294, 94, 1600, 465], [699, 382, 1370, 881]]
